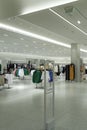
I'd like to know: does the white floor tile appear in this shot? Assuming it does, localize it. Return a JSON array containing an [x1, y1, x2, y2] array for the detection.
[[0, 78, 87, 130]]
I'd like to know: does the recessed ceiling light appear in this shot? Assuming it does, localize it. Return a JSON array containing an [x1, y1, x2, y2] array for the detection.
[[33, 41, 36, 43], [25, 45, 29, 47], [43, 43, 46, 46], [4, 47, 8, 49], [13, 42, 18, 45], [4, 34, 8, 37], [14, 49, 17, 51], [30, 27, 32, 29], [0, 40, 4, 43], [77, 20, 81, 24], [35, 46, 38, 48], [8, 18, 11, 21], [19, 23, 23, 25], [20, 38, 24, 40]]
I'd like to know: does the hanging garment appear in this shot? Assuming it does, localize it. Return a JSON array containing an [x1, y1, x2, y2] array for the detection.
[[15, 69, 19, 77], [13, 69, 17, 75], [14, 64, 16, 69], [46, 70, 50, 81], [5, 74, 13, 85], [69, 64, 75, 80], [24, 68, 29, 75], [0, 75, 4, 86], [54, 65, 59, 76], [19, 68, 24, 78], [65, 65, 70, 80], [41, 71, 44, 80], [54, 65, 58, 73], [0, 64, 1, 72], [49, 70, 53, 82], [31, 70, 35, 76], [41, 70, 51, 82], [32, 70, 42, 83]]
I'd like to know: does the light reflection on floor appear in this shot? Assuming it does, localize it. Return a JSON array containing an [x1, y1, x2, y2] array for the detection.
[[0, 77, 87, 130]]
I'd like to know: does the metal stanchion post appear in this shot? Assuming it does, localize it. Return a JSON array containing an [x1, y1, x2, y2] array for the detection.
[[44, 60, 55, 130]]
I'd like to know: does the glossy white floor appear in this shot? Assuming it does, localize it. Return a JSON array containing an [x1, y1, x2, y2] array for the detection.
[[0, 76, 87, 130]]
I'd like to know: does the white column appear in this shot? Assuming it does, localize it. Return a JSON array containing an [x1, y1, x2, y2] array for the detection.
[[71, 44, 80, 82]]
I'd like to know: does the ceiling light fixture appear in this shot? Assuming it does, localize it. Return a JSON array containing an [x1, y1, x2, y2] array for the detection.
[[80, 49, 87, 53], [22, 0, 78, 15], [49, 8, 87, 53], [49, 8, 87, 36], [77, 20, 81, 24], [0, 23, 70, 48]]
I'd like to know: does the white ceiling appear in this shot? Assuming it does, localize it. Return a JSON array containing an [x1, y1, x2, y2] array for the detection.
[[0, 0, 87, 63], [0, 0, 79, 19]]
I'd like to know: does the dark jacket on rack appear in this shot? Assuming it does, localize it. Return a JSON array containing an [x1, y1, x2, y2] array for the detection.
[[32, 70, 42, 83]]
